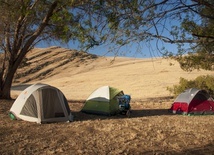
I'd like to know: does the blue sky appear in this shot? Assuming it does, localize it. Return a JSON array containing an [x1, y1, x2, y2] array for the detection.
[[36, 38, 180, 59]]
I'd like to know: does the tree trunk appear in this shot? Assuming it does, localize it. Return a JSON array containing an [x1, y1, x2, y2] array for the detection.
[[0, 82, 12, 99], [0, 61, 18, 100]]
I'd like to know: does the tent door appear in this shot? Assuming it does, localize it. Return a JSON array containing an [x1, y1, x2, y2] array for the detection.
[[40, 88, 65, 120]]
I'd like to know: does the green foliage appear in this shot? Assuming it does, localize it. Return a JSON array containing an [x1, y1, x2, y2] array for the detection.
[[162, 1, 214, 72], [167, 75, 214, 98], [174, 50, 214, 71], [172, 0, 214, 71]]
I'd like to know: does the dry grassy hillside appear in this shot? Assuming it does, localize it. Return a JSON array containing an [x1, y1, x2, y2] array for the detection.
[[12, 46, 213, 101], [1, 47, 214, 155], [14, 46, 98, 84]]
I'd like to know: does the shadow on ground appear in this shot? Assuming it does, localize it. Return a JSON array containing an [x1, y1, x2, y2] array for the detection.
[[68, 98, 174, 122], [71, 109, 173, 121]]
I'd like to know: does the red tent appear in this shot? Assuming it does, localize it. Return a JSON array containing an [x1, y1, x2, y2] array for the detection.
[[170, 88, 214, 115]]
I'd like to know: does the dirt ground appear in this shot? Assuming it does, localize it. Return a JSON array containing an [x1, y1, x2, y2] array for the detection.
[[1, 98, 214, 155], [1, 47, 214, 154]]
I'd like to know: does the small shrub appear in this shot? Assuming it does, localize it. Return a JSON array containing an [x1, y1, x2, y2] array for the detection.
[[167, 75, 214, 98]]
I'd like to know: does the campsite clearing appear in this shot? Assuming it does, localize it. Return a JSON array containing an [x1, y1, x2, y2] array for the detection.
[[1, 99, 214, 154], [1, 47, 214, 154]]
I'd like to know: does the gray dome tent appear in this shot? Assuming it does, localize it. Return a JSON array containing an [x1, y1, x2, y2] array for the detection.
[[10, 83, 73, 123]]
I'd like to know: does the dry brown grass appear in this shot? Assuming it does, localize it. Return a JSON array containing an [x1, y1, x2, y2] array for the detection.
[[1, 47, 214, 154], [1, 99, 214, 154]]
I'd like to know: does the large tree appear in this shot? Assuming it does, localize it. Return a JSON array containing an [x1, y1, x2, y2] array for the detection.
[[0, 0, 213, 99], [0, 0, 102, 99]]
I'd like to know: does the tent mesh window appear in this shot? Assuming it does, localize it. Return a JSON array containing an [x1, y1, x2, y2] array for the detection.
[[20, 94, 38, 118], [42, 88, 65, 119]]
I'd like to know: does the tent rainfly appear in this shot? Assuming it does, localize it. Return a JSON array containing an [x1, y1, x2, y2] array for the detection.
[[170, 88, 214, 115], [81, 86, 124, 115], [9, 83, 73, 123]]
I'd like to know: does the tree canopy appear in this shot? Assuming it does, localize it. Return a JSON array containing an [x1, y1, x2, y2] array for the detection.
[[0, 0, 213, 99], [172, 0, 214, 71], [0, 0, 104, 99]]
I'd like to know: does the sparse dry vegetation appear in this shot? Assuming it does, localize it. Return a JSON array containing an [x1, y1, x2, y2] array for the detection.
[[1, 47, 214, 154]]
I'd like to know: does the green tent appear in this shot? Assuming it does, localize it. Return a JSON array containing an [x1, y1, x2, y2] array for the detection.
[[81, 86, 124, 115]]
